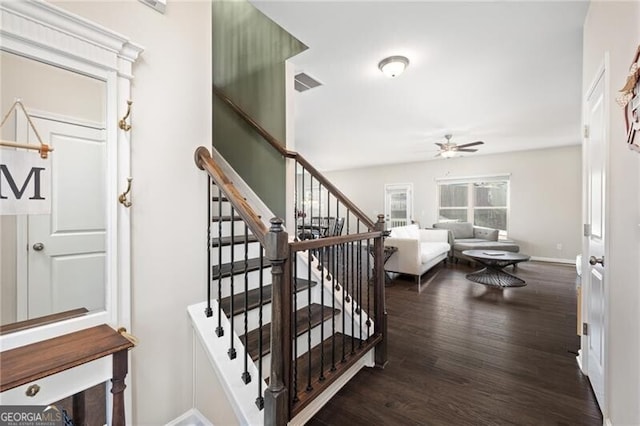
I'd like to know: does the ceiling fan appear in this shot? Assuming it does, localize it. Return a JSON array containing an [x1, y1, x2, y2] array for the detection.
[[435, 134, 484, 158]]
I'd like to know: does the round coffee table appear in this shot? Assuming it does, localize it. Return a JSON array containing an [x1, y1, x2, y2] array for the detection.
[[462, 250, 531, 288]]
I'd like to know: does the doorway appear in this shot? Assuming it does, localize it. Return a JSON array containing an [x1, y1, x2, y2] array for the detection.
[[15, 112, 107, 321]]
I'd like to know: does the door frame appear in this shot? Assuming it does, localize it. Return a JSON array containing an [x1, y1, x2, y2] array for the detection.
[[580, 53, 610, 414], [384, 182, 413, 227]]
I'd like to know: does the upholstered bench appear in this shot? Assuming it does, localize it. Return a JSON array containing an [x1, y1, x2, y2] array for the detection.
[[432, 222, 520, 263]]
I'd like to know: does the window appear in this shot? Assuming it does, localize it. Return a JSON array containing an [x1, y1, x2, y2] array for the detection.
[[437, 176, 510, 235]]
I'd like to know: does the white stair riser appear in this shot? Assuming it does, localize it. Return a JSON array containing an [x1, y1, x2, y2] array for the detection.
[[211, 221, 253, 237], [213, 270, 271, 298], [211, 201, 234, 217], [212, 242, 263, 264], [228, 302, 272, 336]]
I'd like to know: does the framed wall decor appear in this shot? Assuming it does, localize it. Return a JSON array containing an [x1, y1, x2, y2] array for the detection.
[[618, 45, 640, 152]]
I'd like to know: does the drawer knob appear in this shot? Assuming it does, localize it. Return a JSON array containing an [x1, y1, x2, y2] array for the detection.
[[25, 384, 40, 397]]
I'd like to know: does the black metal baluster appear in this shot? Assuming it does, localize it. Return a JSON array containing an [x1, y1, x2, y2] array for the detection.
[[216, 187, 224, 337], [356, 219, 361, 319], [341, 241, 347, 363], [301, 170, 306, 242], [228, 206, 236, 360], [319, 241, 326, 382], [345, 213, 351, 304], [358, 237, 363, 347], [206, 178, 213, 318], [331, 240, 337, 372], [309, 175, 315, 253], [335, 200, 341, 292], [242, 223, 251, 384], [316, 183, 324, 272], [366, 238, 372, 340], [306, 249, 313, 391], [295, 161, 299, 241], [350, 240, 355, 355], [317, 181, 321, 236], [326, 190, 332, 281], [292, 255, 299, 402], [342, 209, 351, 302], [256, 248, 264, 410]]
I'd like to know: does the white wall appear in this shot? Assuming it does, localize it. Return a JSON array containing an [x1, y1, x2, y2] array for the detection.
[[51, 2, 211, 424], [583, 2, 640, 424], [325, 145, 582, 261]]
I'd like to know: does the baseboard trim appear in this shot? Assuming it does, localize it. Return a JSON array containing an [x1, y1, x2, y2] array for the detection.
[[576, 349, 583, 371], [165, 408, 213, 426], [530, 256, 575, 264]]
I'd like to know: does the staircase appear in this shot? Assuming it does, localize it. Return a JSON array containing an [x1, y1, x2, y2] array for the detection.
[[190, 88, 387, 425]]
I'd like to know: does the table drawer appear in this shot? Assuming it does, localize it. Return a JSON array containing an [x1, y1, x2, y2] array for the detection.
[[0, 356, 110, 405]]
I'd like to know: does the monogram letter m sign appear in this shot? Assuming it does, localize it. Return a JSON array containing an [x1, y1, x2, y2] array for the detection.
[[0, 149, 51, 215]]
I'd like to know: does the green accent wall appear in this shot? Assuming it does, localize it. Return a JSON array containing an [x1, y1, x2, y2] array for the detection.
[[212, 0, 306, 219]]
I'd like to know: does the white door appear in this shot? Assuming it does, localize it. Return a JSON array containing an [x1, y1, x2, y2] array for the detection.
[[19, 115, 106, 319], [584, 65, 607, 411], [384, 183, 412, 228]]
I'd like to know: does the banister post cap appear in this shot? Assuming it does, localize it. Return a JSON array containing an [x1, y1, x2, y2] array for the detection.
[[269, 217, 284, 232], [265, 217, 288, 260]]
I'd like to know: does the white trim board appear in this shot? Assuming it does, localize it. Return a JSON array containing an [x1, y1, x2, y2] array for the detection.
[[165, 409, 213, 426], [529, 257, 575, 265]]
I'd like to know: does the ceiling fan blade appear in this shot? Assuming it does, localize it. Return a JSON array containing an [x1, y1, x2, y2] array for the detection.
[[435, 143, 445, 148], [457, 148, 479, 152], [434, 152, 442, 157], [456, 141, 484, 149]]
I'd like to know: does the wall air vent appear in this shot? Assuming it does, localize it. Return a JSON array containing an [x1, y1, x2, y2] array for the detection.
[[294, 73, 322, 92]]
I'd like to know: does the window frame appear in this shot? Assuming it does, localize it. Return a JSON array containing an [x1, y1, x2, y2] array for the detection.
[[436, 174, 511, 238]]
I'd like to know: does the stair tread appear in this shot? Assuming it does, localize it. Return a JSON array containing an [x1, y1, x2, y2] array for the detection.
[[211, 196, 229, 202], [242, 303, 341, 361], [212, 257, 271, 279], [212, 215, 243, 222], [211, 235, 259, 247], [219, 279, 317, 317]]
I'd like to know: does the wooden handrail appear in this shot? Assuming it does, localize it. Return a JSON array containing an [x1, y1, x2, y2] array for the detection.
[[194, 146, 269, 244], [213, 86, 376, 230], [290, 231, 384, 252]]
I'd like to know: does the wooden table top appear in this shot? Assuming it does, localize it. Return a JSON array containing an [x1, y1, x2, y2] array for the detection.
[[462, 249, 530, 262], [1, 324, 133, 392]]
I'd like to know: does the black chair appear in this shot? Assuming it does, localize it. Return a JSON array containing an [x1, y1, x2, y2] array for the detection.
[[330, 217, 345, 237]]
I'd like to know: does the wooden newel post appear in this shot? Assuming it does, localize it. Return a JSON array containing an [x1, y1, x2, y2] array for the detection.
[[373, 214, 388, 368], [264, 218, 291, 426]]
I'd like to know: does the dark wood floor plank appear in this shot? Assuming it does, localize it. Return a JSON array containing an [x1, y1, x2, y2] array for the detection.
[[308, 261, 602, 425]]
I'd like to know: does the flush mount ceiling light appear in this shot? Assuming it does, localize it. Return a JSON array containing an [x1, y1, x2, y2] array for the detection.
[[378, 55, 409, 78]]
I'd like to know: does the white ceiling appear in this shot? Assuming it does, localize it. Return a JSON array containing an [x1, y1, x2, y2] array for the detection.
[[250, 1, 590, 171]]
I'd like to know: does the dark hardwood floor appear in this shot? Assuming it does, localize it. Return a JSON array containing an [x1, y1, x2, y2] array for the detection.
[[308, 261, 602, 426]]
